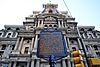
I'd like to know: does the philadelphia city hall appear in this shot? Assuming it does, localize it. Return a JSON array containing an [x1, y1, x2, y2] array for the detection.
[[0, 3, 100, 67]]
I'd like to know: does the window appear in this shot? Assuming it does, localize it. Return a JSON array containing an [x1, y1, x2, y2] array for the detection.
[[44, 25, 48, 27], [93, 45, 98, 50], [0, 52, 3, 57], [1, 45, 6, 50], [8, 33, 11, 35], [27, 40, 30, 43], [96, 52, 100, 57], [86, 45, 89, 51], [80, 28, 84, 31], [6, 33, 12, 38], [72, 47, 76, 51], [16, 62, 27, 67], [88, 28, 92, 31], [7, 27, 11, 30], [12, 45, 15, 50], [40, 20, 42, 24], [54, 25, 57, 27], [60, 21, 62, 25], [0, 33, 2, 36], [16, 28, 20, 30], [71, 41, 74, 44], [24, 47, 29, 54], [87, 33, 93, 38], [49, 25, 52, 27], [30, 26, 33, 28], [49, 9, 53, 13]]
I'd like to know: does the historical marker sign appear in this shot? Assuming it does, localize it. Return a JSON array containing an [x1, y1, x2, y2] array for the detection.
[[37, 29, 67, 61]]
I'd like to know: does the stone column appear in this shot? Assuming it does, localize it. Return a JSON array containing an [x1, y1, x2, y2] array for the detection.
[[31, 60, 34, 67], [67, 38, 71, 67], [31, 38, 34, 51], [14, 37, 20, 50], [41, 20, 44, 27], [77, 38, 82, 50], [64, 36, 68, 49], [27, 62, 30, 67], [84, 59, 88, 67], [18, 37, 24, 51], [13, 62, 17, 67], [58, 20, 61, 28], [67, 38, 71, 50], [68, 59, 71, 67], [71, 60, 75, 67], [38, 20, 40, 27], [61, 20, 64, 28], [8, 62, 12, 67], [34, 35, 38, 49], [62, 59, 66, 67], [36, 59, 40, 67]]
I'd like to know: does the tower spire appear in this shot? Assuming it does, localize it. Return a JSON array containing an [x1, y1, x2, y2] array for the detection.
[[49, 0, 51, 3]]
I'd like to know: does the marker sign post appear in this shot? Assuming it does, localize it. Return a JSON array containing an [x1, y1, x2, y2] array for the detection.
[[37, 29, 67, 67]]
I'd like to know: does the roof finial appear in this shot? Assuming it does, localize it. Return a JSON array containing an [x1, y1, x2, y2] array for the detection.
[[49, 0, 51, 3]]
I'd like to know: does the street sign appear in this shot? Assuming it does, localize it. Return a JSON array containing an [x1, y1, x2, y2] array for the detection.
[[37, 28, 67, 61]]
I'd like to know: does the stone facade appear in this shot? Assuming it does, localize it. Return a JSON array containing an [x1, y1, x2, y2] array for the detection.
[[0, 3, 100, 67]]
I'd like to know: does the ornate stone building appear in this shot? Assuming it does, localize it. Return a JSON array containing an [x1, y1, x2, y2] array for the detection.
[[0, 3, 100, 67]]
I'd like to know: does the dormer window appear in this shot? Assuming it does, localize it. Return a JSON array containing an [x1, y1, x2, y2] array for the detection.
[[5, 32, 13, 38], [80, 28, 84, 31], [88, 28, 92, 31], [7, 27, 11, 30], [8, 33, 11, 35], [16, 28, 20, 31], [0, 33, 2, 37], [1, 45, 6, 50]]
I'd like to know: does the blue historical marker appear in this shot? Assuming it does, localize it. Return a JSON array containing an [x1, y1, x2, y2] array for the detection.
[[37, 28, 67, 67]]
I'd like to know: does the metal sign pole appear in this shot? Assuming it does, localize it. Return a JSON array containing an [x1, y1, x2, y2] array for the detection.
[[49, 55, 56, 67], [37, 28, 67, 67]]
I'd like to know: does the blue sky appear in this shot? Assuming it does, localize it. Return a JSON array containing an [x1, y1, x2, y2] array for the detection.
[[0, 0, 100, 30]]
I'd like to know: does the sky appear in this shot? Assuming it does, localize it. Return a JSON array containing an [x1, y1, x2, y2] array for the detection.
[[0, 0, 100, 30]]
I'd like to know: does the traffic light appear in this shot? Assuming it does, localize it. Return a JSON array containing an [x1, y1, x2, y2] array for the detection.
[[72, 50, 85, 67]]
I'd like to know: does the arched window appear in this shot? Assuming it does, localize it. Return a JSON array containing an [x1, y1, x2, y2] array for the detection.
[[16, 28, 20, 31], [88, 28, 92, 31], [54, 25, 57, 27], [44, 25, 48, 27], [5, 32, 13, 38], [49, 9, 53, 13], [93, 45, 98, 50], [80, 28, 84, 31], [7, 33, 11, 38], [7, 27, 11, 30], [24, 47, 29, 54], [1, 44, 6, 50], [72, 47, 76, 51], [49, 25, 52, 27], [0, 32, 3, 37]]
